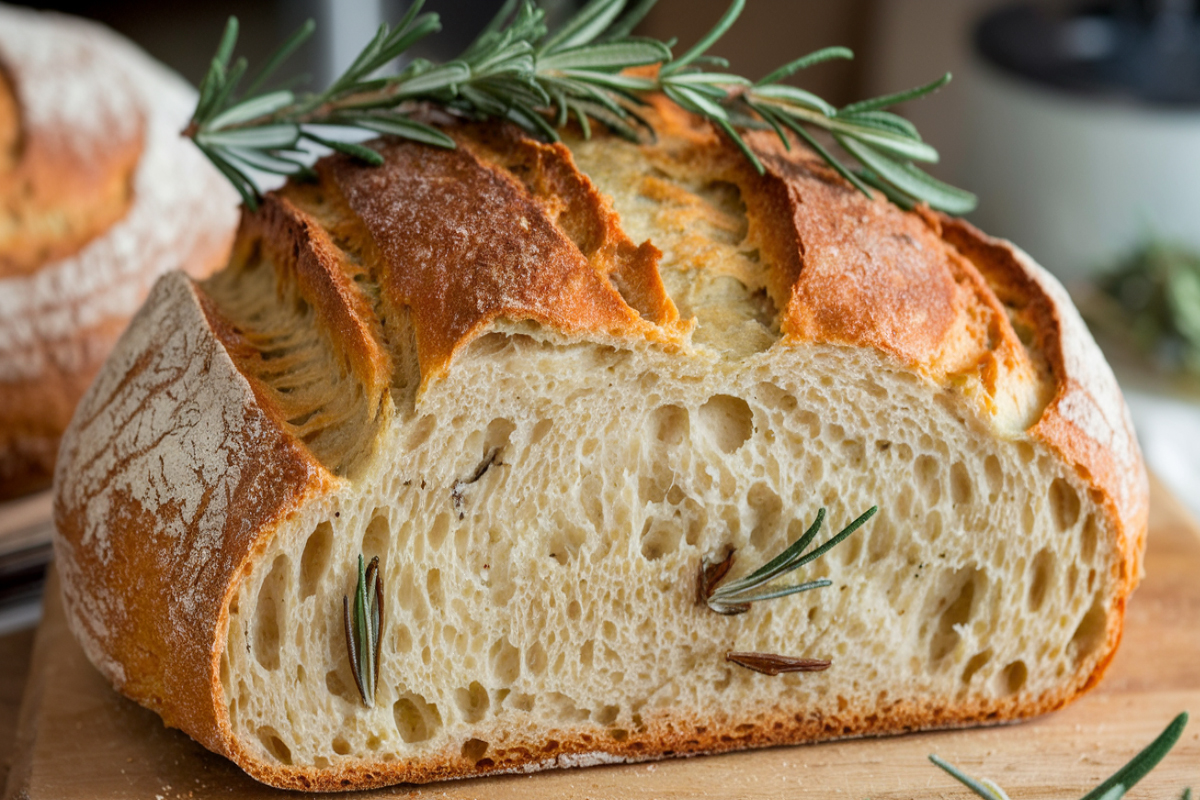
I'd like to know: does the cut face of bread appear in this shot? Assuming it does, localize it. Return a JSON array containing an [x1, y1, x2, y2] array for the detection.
[[53, 101, 1146, 791], [223, 331, 1120, 781]]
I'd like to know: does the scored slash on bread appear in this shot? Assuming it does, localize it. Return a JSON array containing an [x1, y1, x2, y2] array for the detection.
[[53, 96, 1147, 791]]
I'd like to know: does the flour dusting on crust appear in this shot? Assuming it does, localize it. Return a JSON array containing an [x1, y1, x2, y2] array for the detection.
[[55, 274, 323, 716], [0, 5, 239, 382]]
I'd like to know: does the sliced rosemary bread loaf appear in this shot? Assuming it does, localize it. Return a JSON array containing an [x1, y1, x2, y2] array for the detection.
[[53, 101, 1147, 791]]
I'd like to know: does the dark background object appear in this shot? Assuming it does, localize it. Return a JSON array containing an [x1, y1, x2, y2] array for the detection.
[[976, 0, 1200, 105]]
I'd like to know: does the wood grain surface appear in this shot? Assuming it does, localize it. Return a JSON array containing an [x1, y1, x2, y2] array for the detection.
[[3, 477, 1198, 800]]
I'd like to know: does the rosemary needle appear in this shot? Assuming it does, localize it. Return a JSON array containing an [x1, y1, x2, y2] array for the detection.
[[184, 0, 975, 214], [922, 713, 1189, 800], [343, 554, 384, 708], [702, 506, 877, 615]]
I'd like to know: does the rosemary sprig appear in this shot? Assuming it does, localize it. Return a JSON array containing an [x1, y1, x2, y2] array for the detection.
[[726, 651, 830, 675], [923, 713, 1189, 800], [701, 506, 876, 615], [185, 0, 975, 213], [342, 555, 384, 708]]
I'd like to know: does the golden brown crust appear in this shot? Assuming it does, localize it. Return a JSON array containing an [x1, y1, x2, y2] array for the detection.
[[52, 99, 1149, 791], [232, 192, 392, 410], [324, 132, 688, 385], [937, 215, 1148, 694], [0, 45, 141, 279], [0, 4, 239, 499], [53, 273, 331, 760]]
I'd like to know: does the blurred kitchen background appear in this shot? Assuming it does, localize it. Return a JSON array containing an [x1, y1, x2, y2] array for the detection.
[[4, 0, 1200, 625]]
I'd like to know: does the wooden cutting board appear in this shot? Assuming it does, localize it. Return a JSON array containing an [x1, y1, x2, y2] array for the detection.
[[5, 478, 1199, 800]]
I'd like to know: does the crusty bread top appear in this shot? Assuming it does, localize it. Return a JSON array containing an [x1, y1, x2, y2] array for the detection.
[[231, 97, 1144, 557], [51, 90, 1149, 789]]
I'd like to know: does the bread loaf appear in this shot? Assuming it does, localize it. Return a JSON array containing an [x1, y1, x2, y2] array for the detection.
[[53, 98, 1148, 791], [0, 3, 239, 499]]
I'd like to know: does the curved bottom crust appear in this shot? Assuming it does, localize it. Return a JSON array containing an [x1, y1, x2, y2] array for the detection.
[[236, 685, 1111, 791]]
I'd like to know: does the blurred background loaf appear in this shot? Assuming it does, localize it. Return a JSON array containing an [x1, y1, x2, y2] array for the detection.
[[0, 3, 240, 500]]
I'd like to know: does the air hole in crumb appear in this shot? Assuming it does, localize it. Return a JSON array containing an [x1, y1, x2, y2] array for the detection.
[[984, 455, 1003, 498], [747, 483, 783, 551], [490, 637, 521, 683], [1028, 549, 1055, 612], [252, 556, 288, 670], [929, 567, 982, 662], [394, 694, 442, 743], [698, 395, 753, 453], [405, 415, 437, 449], [837, 526, 865, 565], [299, 523, 332, 599], [926, 510, 944, 543], [469, 331, 510, 358], [638, 471, 671, 504], [795, 409, 820, 438], [530, 418, 554, 445], [1070, 597, 1107, 665], [1000, 660, 1028, 694], [1050, 478, 1081, 530], [455, 681, 491, 723], [593, 705, 620, 725], [394, 624, 413, 654], [1081, 515, 1100, 561], [640, 518, 681, 561], [525, 642, 548, 676], [325, 668, 354, 703], [580, 639, 595, 668], [649, 404, 689, 446], [545, 692, 589, 722], [950, 462, 972, 505], [484, 417, 516, 458], [426, 568, 444, 605], [548, 518, 588, 564], [428, 513, 450, 550], [755, 382, 797, 412], [257, 728, 292, 764], [462, 738, 490, 764], [332, 737, 351, 755], [915, 456, 941, 504], [867, 518, 895, 564], [362, 513, 390, 563], [581, 474, 605, 532], [961, 650, 992, 684]]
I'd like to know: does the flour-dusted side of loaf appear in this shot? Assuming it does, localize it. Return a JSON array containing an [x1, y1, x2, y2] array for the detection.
[[0, 3, 240, 498], [54, 99, 1147, 791]]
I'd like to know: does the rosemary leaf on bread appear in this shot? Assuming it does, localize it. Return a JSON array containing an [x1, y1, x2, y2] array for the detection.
[[184, 0, 975, 213]]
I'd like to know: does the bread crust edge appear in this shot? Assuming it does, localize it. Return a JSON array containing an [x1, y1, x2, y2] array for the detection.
[[51, 173, 1148, 791]]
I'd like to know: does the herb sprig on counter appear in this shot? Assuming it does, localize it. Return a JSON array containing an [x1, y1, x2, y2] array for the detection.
[[185, 0, 975, 214], [916, 713, 1189, 800]]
